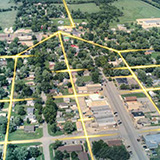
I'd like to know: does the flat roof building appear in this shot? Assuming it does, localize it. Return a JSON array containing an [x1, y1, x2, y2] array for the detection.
[[76, 121, 83, 132], [124, 96, 137, 102], [107, 140, 122, 147], [144, 134, 160, 149], [137, 18, 160, 29], [57, 144, 83, 152], [24, 125, 35, 133]]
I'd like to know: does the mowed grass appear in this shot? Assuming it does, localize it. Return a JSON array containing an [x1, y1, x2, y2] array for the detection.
[[8, 128, 43, 140], [68, 3, 100, 13], [111, 0, 160, 25], [0, 0, 19, 29], [121, 93, 146, 98], [151, 52, 160, 59]]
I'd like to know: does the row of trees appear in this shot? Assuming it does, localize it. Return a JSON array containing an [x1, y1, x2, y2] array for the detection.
[[92, 140, 130, 160], [7, 144, 42, 160]]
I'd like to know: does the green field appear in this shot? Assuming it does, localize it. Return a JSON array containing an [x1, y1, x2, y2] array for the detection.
[[121, 93, 146, 98], [68, 3, 100, 13], [0, 0, 20, 29], [8, 128, 43, 140], [111, 0, 160, 25], [52, 18, 86, 26]]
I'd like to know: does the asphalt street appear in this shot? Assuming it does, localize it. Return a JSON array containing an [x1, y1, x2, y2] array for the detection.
[[103, 81, 149, 160]]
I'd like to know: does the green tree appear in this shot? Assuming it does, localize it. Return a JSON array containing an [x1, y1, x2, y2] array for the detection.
[[63, 121, 76, 134], [43, 97, 58, 124], [17, 106, 26, 115], [12, 147, 29, 160], [0, 116, 7, 135], [71, 151, 79, 160], [29, 147, 41, 158], [50, 123, 59, 133], [13, 116, 23, 126], [54, 150, 64, 160], [63, 150, 70, 159], [91, 72, 100, 83], [52, 140, 63, 150]]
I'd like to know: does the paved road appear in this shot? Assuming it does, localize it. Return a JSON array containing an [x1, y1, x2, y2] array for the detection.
[[103, 81, 149, 160], [42, 123, 51, 160]]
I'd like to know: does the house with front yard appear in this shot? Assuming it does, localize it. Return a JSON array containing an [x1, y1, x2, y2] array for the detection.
[[24, 125, 35, 133], [57, 102, 68, 109], [25, 107, 36, 123], [57, 144, 88, 160]]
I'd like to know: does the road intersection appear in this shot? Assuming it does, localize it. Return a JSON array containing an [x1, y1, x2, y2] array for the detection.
[[1, 0, 160, 159]]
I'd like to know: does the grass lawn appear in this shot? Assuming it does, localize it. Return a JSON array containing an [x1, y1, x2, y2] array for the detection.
[[83, 76, 91, 82], [49, 144, 55, 160], [52, 18, 86, 26], [8, 128, 43, 140], [51, 18, 70, 26], [68, 3, 100, 13], [0, 134, 5, 141], [121, 93, 146, 98], [4, 103, 9, 109], [0, 0, 20, 29], [54, 98, 64, 103], [151, 52, 160, 59], [111, 0, 160, 26], [16, 142, 42, 147]]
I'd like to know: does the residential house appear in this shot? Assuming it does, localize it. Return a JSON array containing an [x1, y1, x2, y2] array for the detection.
[[24, 125, 35, 133], [124, 96, 137, 102], [58, 102, 68, 109], [57, 117, 65, 124], [63, 97, 70, 103], [57, 144, 88, 160]]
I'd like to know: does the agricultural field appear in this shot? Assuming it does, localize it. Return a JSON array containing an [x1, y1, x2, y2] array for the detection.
[[111, 0, 160, 26], [0, 0, 20, 29], [68, 3, 100, 13]]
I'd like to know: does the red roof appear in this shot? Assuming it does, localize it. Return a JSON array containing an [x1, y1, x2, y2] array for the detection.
[[71, 45, 79, 48], [124, 96, 137, 102]]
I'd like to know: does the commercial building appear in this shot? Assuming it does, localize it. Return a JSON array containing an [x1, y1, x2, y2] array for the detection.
[[137, 18, 160, 29], [126, 101, 142, 111], [107, 139, 122, 147], [144, 134, 160, 149], [131, 111, 145, 122], [76, 121, 83, 132], [124, 96, 137, 102], [90, 105, 116, 127]]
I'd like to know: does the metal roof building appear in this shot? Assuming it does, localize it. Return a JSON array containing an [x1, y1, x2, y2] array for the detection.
[[144, 134, 160, 149]]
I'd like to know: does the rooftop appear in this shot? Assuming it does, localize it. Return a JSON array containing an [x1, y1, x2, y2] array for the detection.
[[57, 144, 83, 152], [78, 152, 88, 160], [131, 111, 144, 117], [107, 140, 122, 146], [124, 96, 137, 102], [144, 134, 160, 149]]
